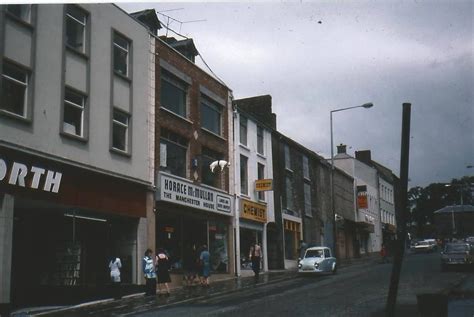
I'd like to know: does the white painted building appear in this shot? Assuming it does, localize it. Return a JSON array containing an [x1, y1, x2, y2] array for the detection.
[[232, 98, 275, 276]]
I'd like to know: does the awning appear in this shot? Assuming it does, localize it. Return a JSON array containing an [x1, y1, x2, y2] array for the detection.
[[356, 221, 375, 233]]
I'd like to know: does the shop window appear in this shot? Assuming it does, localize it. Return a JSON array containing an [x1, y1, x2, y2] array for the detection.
[[201, 147, 223, 188], [201, 95, 222, 135], [63, 88, 85, 137], [160, 128, 188, 178], [304, 182, 312, 216], [303, 155, 310, 179], [65, 5, 87, 53], [161, 70, 187, 117], [1, 61, 29, 118], [257, 125, 264, 155], [113, 32, 130, 77], [6, 4, 31, 23], [112, 109, 130, 153], [257, 163, 265, 201], [240, 155, 248, 195], [240, 116, 247, 146], [284, 144, 291, 170]]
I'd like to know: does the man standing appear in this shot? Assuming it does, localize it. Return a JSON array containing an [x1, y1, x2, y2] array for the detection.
[[299, 240, 308, 259], [250, 242, 262, 282]]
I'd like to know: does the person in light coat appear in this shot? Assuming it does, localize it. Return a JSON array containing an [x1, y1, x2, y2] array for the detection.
[[109, 255, 122, 299]]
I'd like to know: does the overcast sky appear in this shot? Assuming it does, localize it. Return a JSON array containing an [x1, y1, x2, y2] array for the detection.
[[120, 1, 473, 188]]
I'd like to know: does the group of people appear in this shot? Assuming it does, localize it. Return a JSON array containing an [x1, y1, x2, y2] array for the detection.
[[143, 244, 211, 297]]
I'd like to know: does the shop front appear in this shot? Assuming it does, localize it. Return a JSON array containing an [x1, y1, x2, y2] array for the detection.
[[239, 199, 267, 271], [155, 172, 233, 274], [0, 147, 150, 309], [282, 215, 301, 266]]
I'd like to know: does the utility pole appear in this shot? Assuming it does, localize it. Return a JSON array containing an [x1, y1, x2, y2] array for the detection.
[[386, 103, 411, 316]]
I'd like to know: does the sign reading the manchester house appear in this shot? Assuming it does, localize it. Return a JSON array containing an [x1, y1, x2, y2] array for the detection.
[[157, 172, 232, 215]]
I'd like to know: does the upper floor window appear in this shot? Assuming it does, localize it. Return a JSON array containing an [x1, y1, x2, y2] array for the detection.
[[201, 147, 223, 188], [112, 109, 130, 153], [257, 163, 265, 201], [1, 61, 28, 118], [240, 155, 248, 195], [161, 70, 187, 117], [239, 116, 247, 146], [303, 155, 310, 179], [285, 175, 294, 212], [113, 32, 130, 77], [304, 183, 312, 216], [160, 128, 188, 178], [284, 144, 291, 170], [63, 88, 85, 137], [201, 95, 222, 135], [6, 4, 31, 23], [65, 5, 87, 53], [257, 125, 264, 155]]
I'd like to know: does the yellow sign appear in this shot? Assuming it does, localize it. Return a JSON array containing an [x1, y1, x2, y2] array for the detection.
[[241, 199, 267, 223], [255, 179, 273, 192]]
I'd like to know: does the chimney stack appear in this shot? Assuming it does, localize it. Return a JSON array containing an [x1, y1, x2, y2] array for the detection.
[[337, 144, 347, 154], [355, 150, 372, 165]]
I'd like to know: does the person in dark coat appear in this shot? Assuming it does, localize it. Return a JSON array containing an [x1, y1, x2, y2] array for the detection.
[[155, 248, 171, 296], [250, 242, 262, 282]]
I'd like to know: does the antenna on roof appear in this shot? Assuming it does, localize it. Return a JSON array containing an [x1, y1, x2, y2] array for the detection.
[[156, 10, 206, 37]]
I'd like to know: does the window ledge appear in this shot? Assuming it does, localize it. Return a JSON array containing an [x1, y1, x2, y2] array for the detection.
[[304, 176, 311, 182], [304, 213, 313, 219], [110, 147, 131, 158], [114, 71, 132, 83], [240, 193, 251, 200], [257, 153, 266, 160], [0, 110, 32, 124], [201, 128, 226, 141], [66, 45, 89, 60], [285, 167, 294, 173], [60, 131, 88, 143], [239, 143, 250, 152], [5, 12, 34, 31], [160, 107, 193, 124]]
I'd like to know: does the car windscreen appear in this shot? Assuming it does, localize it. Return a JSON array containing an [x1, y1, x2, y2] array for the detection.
[[445, 244, 469, 253], [305, 250, 323, 258]]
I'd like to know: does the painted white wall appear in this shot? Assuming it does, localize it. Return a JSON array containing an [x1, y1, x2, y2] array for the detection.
[[379, 177, 395, 226]]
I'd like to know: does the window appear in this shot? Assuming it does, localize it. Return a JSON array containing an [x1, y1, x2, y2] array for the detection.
[[304, 183, 312, 216], [201, 95, 222, 135], [285, 175, 294, 211], [201, 147, 223, 188], [240, 116, 247, 146], [113, 32, 129, 76], [63, 89, 85, 137], [112, 109, 130, 152], [161, 70, 187, 117], [324, 249, 331, 258], [6, 4, 31, 22], [1, 61, 28, 118], [65, 5, 86, 53], [257, 125, 264, 155], [257, 163, 265, 201], [303, 155, 310, 179], [284, 144, 291, 169], [160, 129, 188, 178], [240, 155, 248, 195]]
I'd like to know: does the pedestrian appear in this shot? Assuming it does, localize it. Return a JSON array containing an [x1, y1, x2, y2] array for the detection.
[[299, 240, 308, 259], [142, 249, 157, 296], [155, 248, 171, 296], [109, 255, 122, 299], [380, 244, 388, 263], [250, 242, 262, 282], [183, 244, 197, 286], [199, 244, 211, 287]]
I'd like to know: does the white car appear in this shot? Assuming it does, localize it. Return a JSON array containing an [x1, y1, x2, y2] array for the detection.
[[413, 240, 436, 253], [298, 246, 337, 274]]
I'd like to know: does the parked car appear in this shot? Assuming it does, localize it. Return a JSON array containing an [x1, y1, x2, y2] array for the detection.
[[413, 240, 437, 253], [298, 246, 337, 274], [440, 242, 474, 271]]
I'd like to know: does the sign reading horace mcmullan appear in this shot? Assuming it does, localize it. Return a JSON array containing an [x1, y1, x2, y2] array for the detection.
[[157, 172, 232, 215]]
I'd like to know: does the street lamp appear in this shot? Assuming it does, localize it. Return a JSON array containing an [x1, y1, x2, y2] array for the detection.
[[330, 102, 373, 257]]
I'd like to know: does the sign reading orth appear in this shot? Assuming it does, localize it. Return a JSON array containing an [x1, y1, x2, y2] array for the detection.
[[157, 172, 232, 215]]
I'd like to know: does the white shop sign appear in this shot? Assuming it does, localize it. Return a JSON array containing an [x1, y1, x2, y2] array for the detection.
[[157, 172, 232, 216]]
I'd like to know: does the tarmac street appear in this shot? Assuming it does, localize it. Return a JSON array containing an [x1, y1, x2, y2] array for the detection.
[[29, 252, 473, 317]]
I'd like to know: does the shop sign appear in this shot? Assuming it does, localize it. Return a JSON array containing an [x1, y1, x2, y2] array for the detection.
[[164, 226, 174, 233], [0, 157, 62, 193], [157, 172, 232, 215], [241, 199, 267, 223], [255, 179, 273, 192], [357, 194, 368, 209]]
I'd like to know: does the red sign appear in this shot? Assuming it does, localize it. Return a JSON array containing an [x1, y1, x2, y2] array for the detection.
[[357, 195, 368, 209]]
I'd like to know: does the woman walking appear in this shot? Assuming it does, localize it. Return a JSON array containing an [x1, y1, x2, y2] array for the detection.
[[142, 249, 157, 296], [108, 255, 122, 299], [155, 248, 171, 296], [199, 245, 211, 287]]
